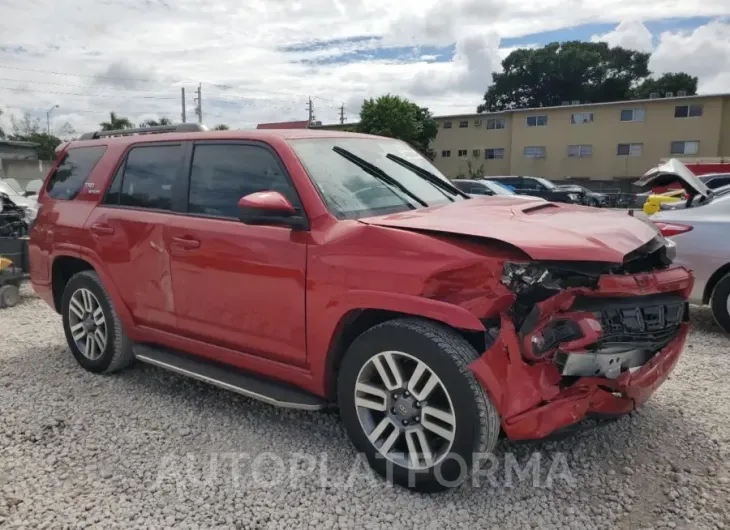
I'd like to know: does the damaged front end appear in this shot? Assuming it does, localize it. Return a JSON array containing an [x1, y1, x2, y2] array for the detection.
[[469, 235, 693, 441]]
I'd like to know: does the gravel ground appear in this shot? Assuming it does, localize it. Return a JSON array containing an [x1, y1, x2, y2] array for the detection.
[[1, 285, 729, 530]]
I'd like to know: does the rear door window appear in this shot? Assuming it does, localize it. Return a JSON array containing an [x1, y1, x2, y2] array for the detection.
[[104, 144, 182, 211], [45, 146, 107, 200]]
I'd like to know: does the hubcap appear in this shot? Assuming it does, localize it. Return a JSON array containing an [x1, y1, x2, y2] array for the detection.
[[354, 351, 456, 470], [68, 288, 108, 360]]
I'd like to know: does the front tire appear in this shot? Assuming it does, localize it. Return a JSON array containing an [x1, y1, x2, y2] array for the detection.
[[337, 318, 500, 492], [710, 273, 730, 333], [61, 270, 134, 374]]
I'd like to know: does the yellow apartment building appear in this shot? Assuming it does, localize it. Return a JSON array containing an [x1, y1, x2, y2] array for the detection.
[[432, 93, 730, 181]]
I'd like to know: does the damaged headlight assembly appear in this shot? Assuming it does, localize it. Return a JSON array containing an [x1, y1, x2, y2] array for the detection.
[[501, 262, 560, 294]]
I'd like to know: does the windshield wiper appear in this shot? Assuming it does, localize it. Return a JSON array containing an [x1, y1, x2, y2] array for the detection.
[[385, 153, 470, 200], [332, 147, 428, 208]]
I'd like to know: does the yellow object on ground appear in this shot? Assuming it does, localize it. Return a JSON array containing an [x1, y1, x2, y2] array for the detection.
[[642, 189, 686, 215], [0, 257, 13, 272]]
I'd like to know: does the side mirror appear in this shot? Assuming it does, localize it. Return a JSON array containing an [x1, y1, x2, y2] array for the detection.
[[237, 191, 308, 230]]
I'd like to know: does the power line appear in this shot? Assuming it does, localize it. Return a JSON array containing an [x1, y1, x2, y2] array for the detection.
[[0, 85, 179, 100]]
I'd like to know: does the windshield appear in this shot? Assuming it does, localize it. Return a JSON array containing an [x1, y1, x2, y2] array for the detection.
[[534, 177, 558, 190], [289, 137, 463, 219], [484, 181, 514, 195]]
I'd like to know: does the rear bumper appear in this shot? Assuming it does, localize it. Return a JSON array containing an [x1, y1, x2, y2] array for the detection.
[[469, 266, 692, 441]]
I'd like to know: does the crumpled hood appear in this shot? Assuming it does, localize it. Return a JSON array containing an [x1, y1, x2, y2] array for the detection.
[[360, 197, 659, 262]]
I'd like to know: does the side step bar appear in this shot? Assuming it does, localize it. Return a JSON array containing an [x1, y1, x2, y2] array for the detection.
[[133, 344, 328, 411]]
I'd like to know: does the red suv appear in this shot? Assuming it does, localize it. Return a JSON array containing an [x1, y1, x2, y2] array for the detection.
[[29, 124, 693, 492]]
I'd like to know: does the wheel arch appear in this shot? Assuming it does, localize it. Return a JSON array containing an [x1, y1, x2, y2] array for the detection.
[[703, 262, 730, 305], [323, 306, 487, 401], [51, 255, 95, 313]]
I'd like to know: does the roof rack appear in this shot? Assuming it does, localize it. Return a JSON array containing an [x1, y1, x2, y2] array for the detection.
[[79, 123, 209, 140]]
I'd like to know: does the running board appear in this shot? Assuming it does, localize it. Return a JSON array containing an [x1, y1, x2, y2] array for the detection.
[[132, 344, 327, 411]]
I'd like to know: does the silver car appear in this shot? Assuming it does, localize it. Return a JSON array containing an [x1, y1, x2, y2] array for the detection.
[[636, 159, 730, 332]]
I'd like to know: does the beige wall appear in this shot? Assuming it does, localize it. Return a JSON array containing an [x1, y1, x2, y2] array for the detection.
[[431, 95, 730, 180]]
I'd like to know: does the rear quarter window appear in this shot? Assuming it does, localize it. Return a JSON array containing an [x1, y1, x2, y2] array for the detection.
[[45, 146, 107, 200]]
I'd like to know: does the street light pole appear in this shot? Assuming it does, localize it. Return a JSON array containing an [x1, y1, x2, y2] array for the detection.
[[46, 104, 59, 134]]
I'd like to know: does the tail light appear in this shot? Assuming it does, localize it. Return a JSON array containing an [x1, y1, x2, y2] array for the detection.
[[653, 222, 693, 237]]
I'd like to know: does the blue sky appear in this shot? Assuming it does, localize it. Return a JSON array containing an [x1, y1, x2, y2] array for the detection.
[[284, 16, 723, 66]]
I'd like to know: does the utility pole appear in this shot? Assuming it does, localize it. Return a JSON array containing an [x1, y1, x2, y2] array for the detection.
[[306, 96, 314, 125], [46, 104, 59, 134], [339, 103, 345, 125], [193, 83, 202, 123], [181, 87, 187, 123]]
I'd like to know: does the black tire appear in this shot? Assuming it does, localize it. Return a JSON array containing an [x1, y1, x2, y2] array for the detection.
[[337, 318, 500, 493], [61, 270, 134, 374], [710, 272, 730, 333], [0, 284, 20, 308]]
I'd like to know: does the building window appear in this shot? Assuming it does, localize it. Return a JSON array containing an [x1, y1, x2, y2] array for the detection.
[[674, 104, 703, 118], [620, 108, 645, 122], [459, 120, 469, 128], [486, 118, 506, 130], [486, 148, 505, 159], [524, 146, 546, 158], [617, 143, 643, 157], [457, 149, 468, 157], [441, 150, 451, 158], [443, 121, 452, 129], [571, 112, 594, 124], [474, 119, 482, 127], [670, 141, 699, 155], [526, 115, 548, 127], [568, 145, 592, 158]]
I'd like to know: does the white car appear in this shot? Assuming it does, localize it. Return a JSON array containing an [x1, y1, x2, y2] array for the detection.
[[451, 179, 546, 201]]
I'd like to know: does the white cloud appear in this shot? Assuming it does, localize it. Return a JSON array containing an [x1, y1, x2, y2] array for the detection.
[[591, 20, 654, 52], [0, 0, 729, 137]]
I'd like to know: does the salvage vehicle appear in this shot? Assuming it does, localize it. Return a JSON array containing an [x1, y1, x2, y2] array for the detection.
[[637, 159, 730, 332], [451, 179, 545, 201], [486, 176, 583, 203], [30, 124, 693, 492], [0, 180, 36, 238]]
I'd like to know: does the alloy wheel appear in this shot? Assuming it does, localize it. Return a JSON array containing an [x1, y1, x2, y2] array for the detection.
[[354, 351, 456, 470], [68, 288, 108, 360]]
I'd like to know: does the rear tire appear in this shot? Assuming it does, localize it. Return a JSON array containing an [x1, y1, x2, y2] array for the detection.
[[710, 273, 730, 333], [337, 318, 500, 492], [61, 270, 134, 374], [0, 284, 19, 308]]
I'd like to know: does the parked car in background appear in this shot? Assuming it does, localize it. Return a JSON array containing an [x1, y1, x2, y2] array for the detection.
[[642, 188, 686, 215], [30, 124, 693, 492], [637, 159, 730, 333], [0, 179, 38, 236], [660, 183, 730, 211], [557, 184, 608, 207], [699, 173, 730, 190], [486, 176, 582, 203], [451, 179, 545, 201]]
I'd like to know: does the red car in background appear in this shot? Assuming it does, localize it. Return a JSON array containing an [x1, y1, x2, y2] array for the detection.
[[29, 124, 693, 492]]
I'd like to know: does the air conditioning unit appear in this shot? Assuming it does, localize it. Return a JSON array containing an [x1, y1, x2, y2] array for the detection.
[[677, 90, 687, 97], [474, 120, 482, 127], [561, 101, 570, 106], [665, 92, 674, 98], [571, 100, 580, 105], [649, 92, 660, 99], [472, 149, 481, 157]]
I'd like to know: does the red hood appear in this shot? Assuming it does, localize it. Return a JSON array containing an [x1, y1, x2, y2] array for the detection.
[[359, 197, 659, 262]]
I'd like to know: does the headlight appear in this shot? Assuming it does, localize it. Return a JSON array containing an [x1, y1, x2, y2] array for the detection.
[[501, 262, 552, 293]]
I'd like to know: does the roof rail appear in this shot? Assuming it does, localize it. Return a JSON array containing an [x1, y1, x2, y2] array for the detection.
[[79, 122, 209, 140]]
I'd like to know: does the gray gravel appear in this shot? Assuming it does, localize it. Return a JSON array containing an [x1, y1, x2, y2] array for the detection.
[[1, 285, 729, 530]]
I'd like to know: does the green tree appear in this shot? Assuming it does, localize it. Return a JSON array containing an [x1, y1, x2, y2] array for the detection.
[[631, 72, 698, 99], [357, 94, 438, 156], [478, 41, 655, 112], [139, 117, 172, 127], [100, 112, 134, 131], [213, 124, 230, 130]]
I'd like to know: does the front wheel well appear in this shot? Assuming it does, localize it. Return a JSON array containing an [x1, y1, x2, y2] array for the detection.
[[51, 256, 95, 313], [703, 263, 730, 305], [324, 309, 487, 400]]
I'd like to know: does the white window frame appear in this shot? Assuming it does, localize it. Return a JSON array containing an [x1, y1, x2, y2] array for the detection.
[[524, 146, 546, 158], [568, 145, 592, 158], [617, 143, 643, 157], [620, 108, 645, 122], [570, 112, 594, 124], [670, 140, 699, 155]]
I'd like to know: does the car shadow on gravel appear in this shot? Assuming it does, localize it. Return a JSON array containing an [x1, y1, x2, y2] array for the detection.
[[689, 305, 728, 336]]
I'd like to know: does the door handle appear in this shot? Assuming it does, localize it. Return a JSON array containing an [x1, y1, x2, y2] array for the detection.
[[90, 223, 114, 235], [171, 236, 200, 250]]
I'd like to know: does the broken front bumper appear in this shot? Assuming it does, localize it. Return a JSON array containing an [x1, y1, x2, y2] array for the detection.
[[468, 266, 693, 441]]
